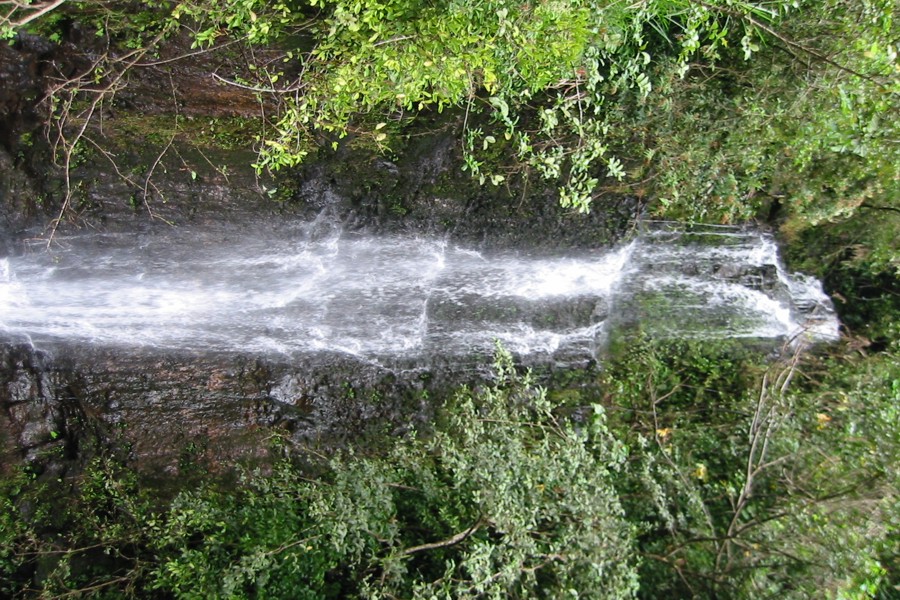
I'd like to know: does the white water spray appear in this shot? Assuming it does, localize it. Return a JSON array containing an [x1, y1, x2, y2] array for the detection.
[[0, 220, 838, 359]]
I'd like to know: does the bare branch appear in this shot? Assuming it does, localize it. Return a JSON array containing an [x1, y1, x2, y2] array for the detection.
[[1, 0, 66, 31], [42, 26, 172, 244], [400, 520, 481, 556]]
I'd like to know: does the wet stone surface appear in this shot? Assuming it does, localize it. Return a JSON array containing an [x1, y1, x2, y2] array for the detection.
[[0, 343, 449, 477]]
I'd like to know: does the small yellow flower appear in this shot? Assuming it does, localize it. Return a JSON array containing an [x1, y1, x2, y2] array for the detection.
[[692, 463, 708, 481]]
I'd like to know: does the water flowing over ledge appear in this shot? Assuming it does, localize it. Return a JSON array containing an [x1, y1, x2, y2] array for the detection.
[[0, 218, 838, 362]]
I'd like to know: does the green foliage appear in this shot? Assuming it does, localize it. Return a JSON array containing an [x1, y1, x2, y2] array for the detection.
[[617, 0, 899, 230], [1, 1, 898, 597], [603, 335, 900, 599], [0, 349, 638, 598], [162, 0, 897, 224], [787, 348, 900, 598], [0, 457, 160, 598], [1, 0, 65, 40], [10, 0, 897, 227], [0, 469, 40, 597], [785, 209, 900, 345], [154, 345, 639, 598], [153, 465, 343, 598], [162, 0, 796, 211], [2, 341, 898, 598], [402, 345, 638, 598]]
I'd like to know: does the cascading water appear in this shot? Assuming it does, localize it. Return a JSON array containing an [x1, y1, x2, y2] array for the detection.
[[617, 221, 839, 342], [0, 219, 838, 361]]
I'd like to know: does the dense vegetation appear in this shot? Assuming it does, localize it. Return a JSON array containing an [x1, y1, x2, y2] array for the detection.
[[4, 0, 899, 228], [1, 0, 898, 598], [1, 340, 897, 598]]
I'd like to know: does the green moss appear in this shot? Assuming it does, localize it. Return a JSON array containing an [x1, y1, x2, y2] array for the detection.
[[105, 113, 264, 152]]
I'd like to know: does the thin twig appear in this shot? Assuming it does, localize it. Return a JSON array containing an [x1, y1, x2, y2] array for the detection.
[[373, 34, 415, 47], [212, 72, 305, 94], [141, 132, 176, 216], [133, 37, 244, 67]]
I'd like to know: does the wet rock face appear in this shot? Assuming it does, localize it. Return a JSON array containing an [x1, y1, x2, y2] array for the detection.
[[0, 346, 67, 474], [0, 343, 441, 477], [288, 121, 637, 251], [0, 35, 54, 155], [0, 35, 67, 241]]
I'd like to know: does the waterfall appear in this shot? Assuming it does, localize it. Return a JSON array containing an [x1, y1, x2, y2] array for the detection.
[[0, 219, 838, 361]]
